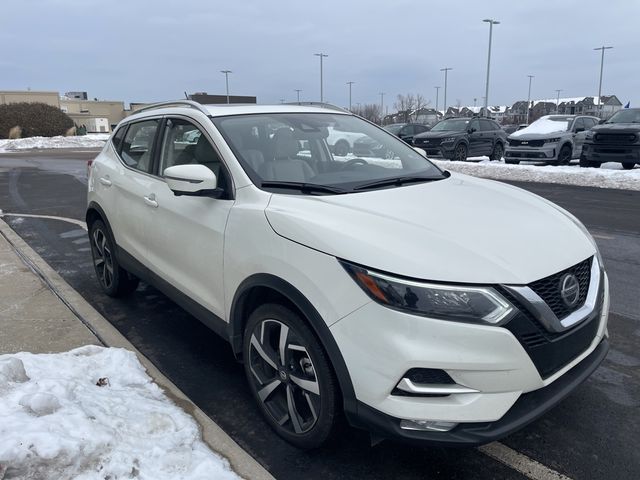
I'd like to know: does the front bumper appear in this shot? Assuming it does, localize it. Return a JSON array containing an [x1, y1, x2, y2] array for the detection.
[[331, 271, 609, 446], [582, 142, 640, 164], [504, 144, 559, 162]]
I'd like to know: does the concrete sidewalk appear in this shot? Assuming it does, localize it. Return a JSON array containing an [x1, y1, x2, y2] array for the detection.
[[0, 219, 274, 480]]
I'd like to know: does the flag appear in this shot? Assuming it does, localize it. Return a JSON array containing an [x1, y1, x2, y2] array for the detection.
[[624, 101, 630, 108]]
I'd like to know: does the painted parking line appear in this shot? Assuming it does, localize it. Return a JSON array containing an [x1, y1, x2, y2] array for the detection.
[[0, 211, 87, 231], [1, 210, 579, 480], [478, 442, 573, 480]]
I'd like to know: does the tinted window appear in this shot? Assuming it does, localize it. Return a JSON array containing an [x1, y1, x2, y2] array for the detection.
[[111, 125, 127, 152], [120, 119, 159, 173], [415, 125, 430, 133], [469, 119, 480, 132], [584, 118, 597, 129], [159, 118, 224, 180], [480, 119, 496, 131], [401, 125, 415, 135], [573, 118, 586, 131]]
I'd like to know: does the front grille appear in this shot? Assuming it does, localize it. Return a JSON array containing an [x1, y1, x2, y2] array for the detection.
[[415, 138, 442, 147], [529, 258, 592, 320], [595, 133, 636, 144], [500, 287, 601, 379], [509, 139, 545, 147]]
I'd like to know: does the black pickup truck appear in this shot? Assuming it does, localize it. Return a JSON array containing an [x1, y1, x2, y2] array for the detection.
[[580, 108, 640, 169]]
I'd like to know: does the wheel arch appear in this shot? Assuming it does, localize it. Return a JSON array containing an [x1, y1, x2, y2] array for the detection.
[[86, 201, 115, 238], [229, 273, 358, 418]]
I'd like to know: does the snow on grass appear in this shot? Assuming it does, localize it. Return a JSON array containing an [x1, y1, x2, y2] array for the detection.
[[0, 346, 239, 480], [433, 159, 640, 191], [0, 134, 108, 152]]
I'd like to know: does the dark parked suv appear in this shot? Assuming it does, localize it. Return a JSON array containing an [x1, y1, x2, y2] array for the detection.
[[384, 123, 431, 145], [580, 108, 640, 169], [413, 117, 507, 161]]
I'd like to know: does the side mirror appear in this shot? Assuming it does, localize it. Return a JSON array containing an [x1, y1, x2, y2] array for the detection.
[[413, 146, 427, 157], [468, 128, 476, 134], [163, 164, 222, 198]]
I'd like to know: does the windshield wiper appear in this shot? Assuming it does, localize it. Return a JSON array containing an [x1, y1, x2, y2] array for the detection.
[[261, 181, 347, 194], [353, 174, 448, 191]]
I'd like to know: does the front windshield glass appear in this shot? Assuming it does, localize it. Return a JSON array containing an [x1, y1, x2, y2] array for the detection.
[[431, 119, 470, 132], [384, 124, 404, 134], [212, 113, 445, 194], [606, 109, 640, 124]]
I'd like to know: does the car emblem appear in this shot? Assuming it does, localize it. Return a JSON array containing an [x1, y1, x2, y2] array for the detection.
[[521, 141, 529, 145], [559, 274, 580, 308]]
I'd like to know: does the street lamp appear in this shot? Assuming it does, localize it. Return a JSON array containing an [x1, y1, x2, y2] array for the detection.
[[346, 81, 355, 111], [314, 53, 328, 102], [526, 75, 534, 123], [294, 89, 302, 104], [594, 46, 613, 114], [482, 19, 500, 116], [220, 70, 232, 104], [379, 92, 385, 124], [434, 86, 441, 116], [440, 68, 452, 116], [555, 89, 563, 113]]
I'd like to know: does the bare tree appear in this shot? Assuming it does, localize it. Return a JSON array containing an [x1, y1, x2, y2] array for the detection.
[[353, 103, 381, 124]]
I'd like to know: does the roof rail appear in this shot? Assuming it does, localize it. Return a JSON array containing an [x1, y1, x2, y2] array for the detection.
[[283, 101, 350, 113], [133, 100, 210, 116]]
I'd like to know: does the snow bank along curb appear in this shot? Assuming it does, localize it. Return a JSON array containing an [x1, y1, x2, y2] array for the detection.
[[433, 159, 640, 191], [0, 134, 108, 152], [0, 346, 238, 480], [0, 220, 275, 480]]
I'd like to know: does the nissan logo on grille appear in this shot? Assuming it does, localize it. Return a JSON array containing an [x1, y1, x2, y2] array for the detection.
[[559, 273, 580, 308]]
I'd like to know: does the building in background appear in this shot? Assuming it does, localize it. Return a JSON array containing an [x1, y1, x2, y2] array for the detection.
[[0, 90, 60, 107], [65, 91, 88, 100], [59, 98, 127, 131]]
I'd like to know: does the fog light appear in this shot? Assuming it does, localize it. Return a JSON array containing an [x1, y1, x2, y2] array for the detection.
[[399, 419, 458, 432]]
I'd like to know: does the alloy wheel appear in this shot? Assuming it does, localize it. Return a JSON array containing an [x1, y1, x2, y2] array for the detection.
[[454, 144, 467, 161], [248, 319, 321, 435], [91, 227, 114, 290]]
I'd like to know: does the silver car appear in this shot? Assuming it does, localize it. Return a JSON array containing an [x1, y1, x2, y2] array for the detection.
[[505, 115, 599, 165]]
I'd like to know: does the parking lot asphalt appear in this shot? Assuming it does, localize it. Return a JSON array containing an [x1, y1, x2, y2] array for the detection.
[[1, 151, 638, 480]]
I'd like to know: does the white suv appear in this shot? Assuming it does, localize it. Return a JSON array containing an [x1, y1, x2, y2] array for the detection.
[[87, 101, 610, 449]]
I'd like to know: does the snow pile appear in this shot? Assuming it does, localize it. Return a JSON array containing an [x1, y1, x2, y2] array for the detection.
[[433, 159, 640, 191], [0, 346, 238, 480], [0, 134, 108, 152], [510, 116, 569, 137]]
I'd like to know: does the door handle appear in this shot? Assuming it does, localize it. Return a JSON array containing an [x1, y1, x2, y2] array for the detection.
[[143, 194, 158, 208], [99, 177, 112, 187]]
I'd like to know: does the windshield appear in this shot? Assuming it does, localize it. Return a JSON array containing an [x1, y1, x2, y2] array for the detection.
[[510, 116, 571, 137], [605, 109, 640, 124], [212, 113, 445, 194], [384, 124, 404, 134], [431, 119, 470, 132]]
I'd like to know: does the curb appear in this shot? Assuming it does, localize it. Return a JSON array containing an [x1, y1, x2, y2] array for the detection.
[[0, 219, 274, 480]]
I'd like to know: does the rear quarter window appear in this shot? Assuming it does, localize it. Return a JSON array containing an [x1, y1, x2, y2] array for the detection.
[[111, 125, 127, 153]]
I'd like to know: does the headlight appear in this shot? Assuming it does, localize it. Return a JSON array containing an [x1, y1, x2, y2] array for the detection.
[[341, 261, 515, 325], [441, 137, 456, 143], [585, 131, 594, 140], [544, 137, 561, 143]]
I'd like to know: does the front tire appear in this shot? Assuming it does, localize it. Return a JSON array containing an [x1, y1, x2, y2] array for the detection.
[[579, 155, 600, 168], [453, 143, 468, 162], [558, 145, 572, 165], [89, 220, 139, 297], [243, 303, 339, 449], [622, 163, 636, 170]]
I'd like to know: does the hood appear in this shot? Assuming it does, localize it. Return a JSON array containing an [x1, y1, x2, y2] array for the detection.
[[415, 130, 465, 140], [265, 174, 595, 284], [591, 123, 640, 133]]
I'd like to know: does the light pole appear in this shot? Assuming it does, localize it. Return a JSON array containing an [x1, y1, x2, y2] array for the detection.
[[379, 92, 385, 124], [440, 68, 452, 117], [555, 89, 563, 113], [594, 46, 613, 114], [346, 81, 355, 110], [526, 75, 534, 123], [473, 98, 477, 107], [434, 86, 440, 116], [220, 70, 232, 104], [482, 19, 500, 116], [314, 53, 328, 102], [294, 89, 302, 104]]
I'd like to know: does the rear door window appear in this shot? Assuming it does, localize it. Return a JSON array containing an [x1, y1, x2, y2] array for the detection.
[[120, 119, 160, 173]]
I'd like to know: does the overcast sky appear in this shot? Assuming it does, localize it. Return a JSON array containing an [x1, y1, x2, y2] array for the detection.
[[2, 0, 638, 110]]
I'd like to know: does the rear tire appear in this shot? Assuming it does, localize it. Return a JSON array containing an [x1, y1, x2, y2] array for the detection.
[[89, 220, 139, 297], [243, 303, 339, 449], [490, 142, 504, 161], [622, 163, 636, 170]]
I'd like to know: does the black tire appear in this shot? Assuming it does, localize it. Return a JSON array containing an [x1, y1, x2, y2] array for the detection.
[[333, 140, 349, 157], [243, 303, 339, 449], [622, 163, 636, 170], [490, 142, 504, 161], [505, 159, 520, 165], [558, 145, 572, 165], [453, 143, 468, 162], [89, 220, 139, 297]]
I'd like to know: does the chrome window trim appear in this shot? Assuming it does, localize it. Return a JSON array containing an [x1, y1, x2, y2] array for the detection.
[[503, 256, 601, 333]]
